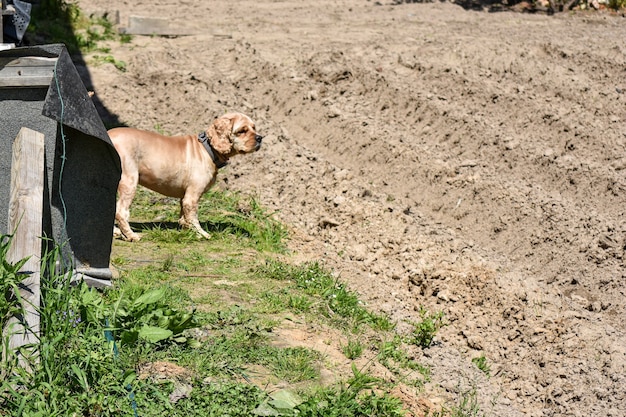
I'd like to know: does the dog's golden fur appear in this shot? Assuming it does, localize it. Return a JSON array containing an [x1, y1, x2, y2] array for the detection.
[[109, 112, 262, 241]]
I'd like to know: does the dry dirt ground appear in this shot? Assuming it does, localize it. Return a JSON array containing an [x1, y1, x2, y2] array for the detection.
[[75, 0, 625, 415]]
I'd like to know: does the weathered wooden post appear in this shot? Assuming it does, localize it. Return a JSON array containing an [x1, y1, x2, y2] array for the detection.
[[5, 127, 45, 366]]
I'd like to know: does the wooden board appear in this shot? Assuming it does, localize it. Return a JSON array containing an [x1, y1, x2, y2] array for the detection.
[[5, 127, 45, 368], [122, 16, 199, 36], [121, 16, 231, 38], [0, 56, 56, 88]]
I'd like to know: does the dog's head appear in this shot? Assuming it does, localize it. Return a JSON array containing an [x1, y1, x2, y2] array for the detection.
[[207, 112, 263, 157]]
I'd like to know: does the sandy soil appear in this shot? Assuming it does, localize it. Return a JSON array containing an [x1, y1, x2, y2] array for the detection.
[[75, 0, 626, 415]]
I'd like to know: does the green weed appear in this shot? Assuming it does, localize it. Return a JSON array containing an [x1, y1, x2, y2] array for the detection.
[[377, 335, 430, 387], [0, 234, 29, 349], [1, 249, 127, 415], [342, 339, 364, 360], [296, 364, 406, 417], [368, 311, 396, 332], [406, 306, 447, 348], [92, 54, 127, 72], [269, 347, 320, 383], [450, 385, 484, 417], [287, 294, 313, 313], [472, 355, 491, 377]]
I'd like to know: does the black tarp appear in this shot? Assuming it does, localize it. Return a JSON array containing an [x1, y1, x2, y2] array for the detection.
[[0, 44, 121, 286]]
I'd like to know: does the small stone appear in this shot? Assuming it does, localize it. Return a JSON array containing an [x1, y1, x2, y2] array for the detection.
[[319, 218, 340, 228]]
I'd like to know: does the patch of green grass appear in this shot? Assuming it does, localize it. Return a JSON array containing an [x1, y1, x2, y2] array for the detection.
[[121, 264, 174, 286], [256, 260, 394, 331], [287, 294, 314, 313], [128, 188, 287, 253], [296, 365, 406, 417], [269, 347, 321, 383], [377, 335, 430, 387], [142, 226, 203, 244], [136, 381, 267, 416], [0, 235, 29, 344], [258, 290, 289, 314], [471, 355, 491, 377], [449, 385, 484, 417], [406, 306, 447, 348], [1, 248, 140, 415], [368, 311, 397, 332], [198, 190, 288, 253], [428, 384, 486, 417], [342, 339, 364, 360]]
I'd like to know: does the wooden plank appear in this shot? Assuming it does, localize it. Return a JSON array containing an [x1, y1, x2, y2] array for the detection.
[[0, 57, 56, 88], [119, 16, 232, 39], [5, 127, 45, 368], [121, 16, 231, 38], [122, 16, 200, 36]]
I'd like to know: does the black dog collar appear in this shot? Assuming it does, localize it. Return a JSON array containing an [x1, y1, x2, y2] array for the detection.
[[198, 131, 228, 169]]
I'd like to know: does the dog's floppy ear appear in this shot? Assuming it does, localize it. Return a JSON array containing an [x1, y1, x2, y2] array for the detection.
[[207, 115, 234, 154]]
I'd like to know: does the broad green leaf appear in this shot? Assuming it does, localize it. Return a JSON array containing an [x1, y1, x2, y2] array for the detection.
[[132, 288, 165, 309], [157, 315, 171, 328], [269, 389, 303, 410], [138, 325, 173, 343]]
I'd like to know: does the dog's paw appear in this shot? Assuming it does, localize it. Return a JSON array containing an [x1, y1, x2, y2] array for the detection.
[[128, 234, 142, 242], [123, 232, 142, 242], [113, 226, 142, 242]]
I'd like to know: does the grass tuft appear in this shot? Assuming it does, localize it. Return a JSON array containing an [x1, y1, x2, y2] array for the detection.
[[472, 355, 491, 377], [256, 260, 395, 331], [405, 306, 447, 348]]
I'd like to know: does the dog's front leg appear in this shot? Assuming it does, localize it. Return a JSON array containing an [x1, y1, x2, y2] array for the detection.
[[116, 175, 142, 242], [179, 194, 210, 239]]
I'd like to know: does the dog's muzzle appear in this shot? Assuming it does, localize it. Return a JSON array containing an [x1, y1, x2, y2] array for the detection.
[[255, 134, 263, 150]]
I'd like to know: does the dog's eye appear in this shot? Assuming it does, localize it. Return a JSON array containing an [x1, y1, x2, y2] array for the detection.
[[237, 128, 248, 135]]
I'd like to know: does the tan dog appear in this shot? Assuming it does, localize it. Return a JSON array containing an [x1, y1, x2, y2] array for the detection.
[[108, 112, 263, 241]]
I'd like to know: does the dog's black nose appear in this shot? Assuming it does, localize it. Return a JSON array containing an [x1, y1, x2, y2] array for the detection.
[[255, 135, 263, 143]]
